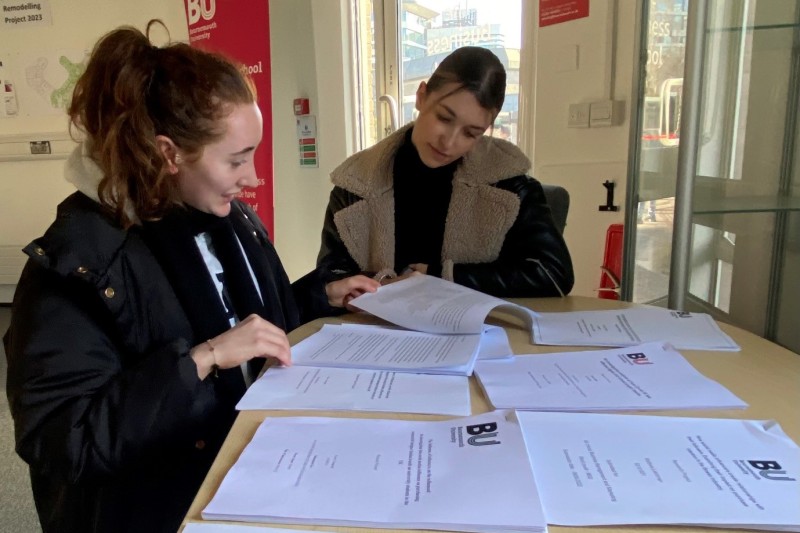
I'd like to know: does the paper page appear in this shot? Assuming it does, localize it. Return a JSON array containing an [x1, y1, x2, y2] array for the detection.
[[517, 411, 800, 529], [532, 308, 740, 351], [475, 342, 747, 411], [236, 365, 471, 416], [334, 323, 513, 360], [290, 323, 481, 375], [478, 325, 514, 360], [203, 411, 546, 533], [349, 274, 533, 334], [183, 524, 324, 533]]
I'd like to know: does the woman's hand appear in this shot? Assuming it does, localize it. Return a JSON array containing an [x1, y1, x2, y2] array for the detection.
[[405, 263, 428, 275], [381, 264, 427, 286], [325, 275, 380, 310], [190, 314, 291, 379]]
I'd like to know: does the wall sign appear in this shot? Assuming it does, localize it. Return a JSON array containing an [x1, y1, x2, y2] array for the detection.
[[539, 0, 589, 28], [183, 0, 275, 238], [0, 0, 53, 30], [296, 115, 318, 168]]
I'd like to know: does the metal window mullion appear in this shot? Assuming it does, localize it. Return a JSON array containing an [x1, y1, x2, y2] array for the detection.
[[620, 0, 647, 301], [765, 5, 800, 339], [668, 0, 709, 310]]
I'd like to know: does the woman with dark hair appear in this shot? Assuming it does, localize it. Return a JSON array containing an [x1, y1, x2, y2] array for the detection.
[[317, 46, 574, 297], [3, 21, 377, 533]]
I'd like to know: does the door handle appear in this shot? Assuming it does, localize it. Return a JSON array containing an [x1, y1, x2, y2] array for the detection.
[[378, 94, 399, 137]]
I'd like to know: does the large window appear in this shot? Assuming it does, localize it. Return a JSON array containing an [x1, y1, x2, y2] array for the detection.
[[351, 0, 523, 150]]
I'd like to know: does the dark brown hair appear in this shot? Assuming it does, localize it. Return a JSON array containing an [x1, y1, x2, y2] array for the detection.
[[69, 20, 256, 227], [426, 46, 506, 117]]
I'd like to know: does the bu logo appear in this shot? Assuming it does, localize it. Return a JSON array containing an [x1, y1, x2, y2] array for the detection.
[[625, 352, 652, 365], [466, 422, 500, 446], [748, 460, 796, 481], [187, 0, 216, 24]]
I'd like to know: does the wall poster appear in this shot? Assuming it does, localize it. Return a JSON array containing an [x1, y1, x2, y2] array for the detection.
[[539, 0, 589, 27], [183, 0, 275, 238]]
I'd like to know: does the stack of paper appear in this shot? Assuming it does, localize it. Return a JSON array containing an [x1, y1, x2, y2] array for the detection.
[[202, 411, 547, 533], [350, 274, 535, 335], [183, 525, 323, 533], [517, 411, 800, 531], [290, 323, 482, 376], [278, 275, 527, 381], [531, 308, 740, 351], [234, 279, 521, 413], [236, 366, 471, 416], [289, 323, 511, 376], [475, 342, 747, 411], [234, 321, 515, 414]]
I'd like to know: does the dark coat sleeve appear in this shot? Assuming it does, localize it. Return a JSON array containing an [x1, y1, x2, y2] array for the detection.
[[451, 176, 575, 297], [316, 186, 364, 282], [234, 201, 340, 323], [4, 261, 217, 485]]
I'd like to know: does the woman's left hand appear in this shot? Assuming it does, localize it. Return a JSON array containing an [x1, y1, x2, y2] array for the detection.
[[325, 275, 380, 309], [405, 263, 428, 275], [382, 264, 427, 286]]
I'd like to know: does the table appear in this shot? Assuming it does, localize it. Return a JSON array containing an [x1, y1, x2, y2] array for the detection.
[[180, 296, 800, 533]]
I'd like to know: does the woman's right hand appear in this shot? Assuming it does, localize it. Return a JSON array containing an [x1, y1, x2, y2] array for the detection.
[[189, 314, 291, 380]]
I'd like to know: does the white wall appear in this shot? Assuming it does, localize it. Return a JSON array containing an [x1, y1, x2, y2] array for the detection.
[[533, 0, 637, 296], [0, 0, 189, 301], [269, 0, 353, 280]]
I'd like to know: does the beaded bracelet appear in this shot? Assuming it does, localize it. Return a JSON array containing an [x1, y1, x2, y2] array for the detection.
[[205, 339, 220, 378]]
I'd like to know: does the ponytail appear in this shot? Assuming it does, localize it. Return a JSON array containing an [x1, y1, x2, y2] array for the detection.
[[69, 20, 256, 227]]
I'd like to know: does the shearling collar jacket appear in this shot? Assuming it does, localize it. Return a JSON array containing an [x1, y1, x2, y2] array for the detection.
[[318, 124, 575, 297], [330, 124, 529, 277]]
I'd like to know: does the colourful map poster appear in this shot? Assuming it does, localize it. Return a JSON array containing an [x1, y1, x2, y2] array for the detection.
[[0, 49, 87, 118]]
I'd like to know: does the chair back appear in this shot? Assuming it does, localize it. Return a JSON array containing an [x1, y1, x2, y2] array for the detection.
[[541, 184, 570, 235]]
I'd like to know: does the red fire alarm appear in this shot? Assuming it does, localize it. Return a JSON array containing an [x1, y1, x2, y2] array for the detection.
[[293, 98, 310, 115]]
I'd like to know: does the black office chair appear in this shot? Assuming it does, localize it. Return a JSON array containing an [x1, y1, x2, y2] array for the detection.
[[541, 184, 570, 235]]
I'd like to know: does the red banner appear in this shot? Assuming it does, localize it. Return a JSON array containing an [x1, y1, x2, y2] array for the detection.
[[539, 0, 589, 27], [183, 0, 274, 238]]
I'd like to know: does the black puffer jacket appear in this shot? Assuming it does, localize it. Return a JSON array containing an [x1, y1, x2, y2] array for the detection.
[[3, 192, 322, 533], [317, 124, 574, 297]]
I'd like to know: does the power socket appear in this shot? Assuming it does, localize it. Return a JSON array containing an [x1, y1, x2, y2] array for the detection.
[[568, 103, 590, 128], [29, 140, 52, 155], [590, 100, 625, 127]]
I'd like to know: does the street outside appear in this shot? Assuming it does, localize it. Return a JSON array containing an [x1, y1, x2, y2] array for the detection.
[[633, 197, 674, 304]]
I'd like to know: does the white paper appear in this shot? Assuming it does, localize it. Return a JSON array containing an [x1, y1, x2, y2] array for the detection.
[[236, 365, 471, 416], [290, 323, 482, 375], [183, 524, 324, 533], [350, 274, 534, 334], [518, 411, 800, 530], [475, 342, 747, 411], [203, 411, 547, 533], [323, 323, 513, 360], [478, 325, 514, 360], [532, 308, 740, 351]]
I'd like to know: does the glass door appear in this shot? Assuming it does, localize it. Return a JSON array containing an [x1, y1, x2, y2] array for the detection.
[[625, 0, 800, 353], [626, 0, 689, 305], [351, 0, 522, 151]]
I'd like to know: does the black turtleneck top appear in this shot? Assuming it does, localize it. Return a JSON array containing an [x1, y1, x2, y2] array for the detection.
[[392, 129, 460, 277]]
